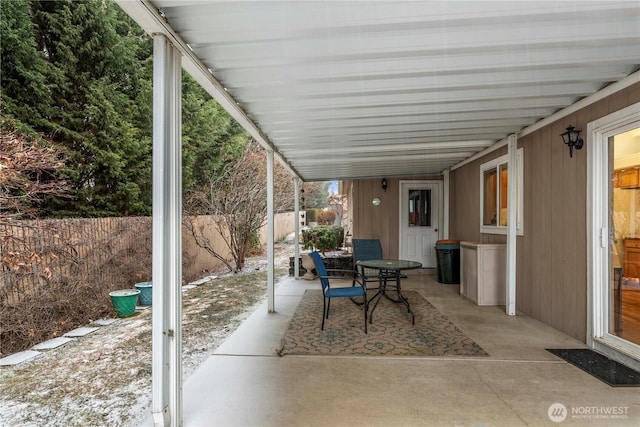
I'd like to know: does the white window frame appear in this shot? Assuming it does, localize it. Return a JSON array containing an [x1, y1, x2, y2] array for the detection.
[[480, 148, 524, 235]]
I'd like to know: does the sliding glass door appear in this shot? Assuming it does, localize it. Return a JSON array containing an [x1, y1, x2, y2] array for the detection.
[[589, 103, 640, 367]]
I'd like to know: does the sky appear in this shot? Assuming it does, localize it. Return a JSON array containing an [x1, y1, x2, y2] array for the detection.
[[328, 180, 338, 194]]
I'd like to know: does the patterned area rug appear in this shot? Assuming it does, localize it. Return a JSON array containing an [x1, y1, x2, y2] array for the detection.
[[279, 289, 488, 357]]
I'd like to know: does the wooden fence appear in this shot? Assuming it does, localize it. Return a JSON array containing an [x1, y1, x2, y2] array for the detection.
[[0, 213, 298, 304]]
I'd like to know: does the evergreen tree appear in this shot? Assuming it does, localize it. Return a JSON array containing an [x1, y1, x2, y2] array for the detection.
[[182, 75, 248, 192], [0, 0, 254, 218], [0, 0, 51, 131], [28, 0, 153, 216]]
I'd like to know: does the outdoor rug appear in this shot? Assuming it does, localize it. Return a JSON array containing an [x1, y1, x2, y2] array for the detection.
[[546, 348, 640, 387], [279, 289, 488, 357]]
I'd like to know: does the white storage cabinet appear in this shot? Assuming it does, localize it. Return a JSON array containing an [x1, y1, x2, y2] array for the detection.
[[460, 242, 506, 306]]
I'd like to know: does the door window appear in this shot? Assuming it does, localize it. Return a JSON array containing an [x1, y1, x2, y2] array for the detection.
[[408, 189, 431, 227]]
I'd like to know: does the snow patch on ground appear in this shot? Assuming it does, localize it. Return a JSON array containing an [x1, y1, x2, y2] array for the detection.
[[0, 245, 295, 427]]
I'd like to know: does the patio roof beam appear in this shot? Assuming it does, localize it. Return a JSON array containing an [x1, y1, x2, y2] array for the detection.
[[248, 82, 602, 112], [283, 141, 492, 156], [222, 62, 635, 94], [260, 107, 559, 131], [254, 97, 577, 123], [275, 133, 501, 145], [293, 152, 476, 166], [213, 42, 639, 78]]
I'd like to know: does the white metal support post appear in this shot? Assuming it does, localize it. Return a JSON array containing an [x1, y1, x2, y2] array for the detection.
[[152, 34, 183, 427], [443, 169, 450, 240], [267, 149, 275, 312], [294, 178, 300, 279], [506, 134, 517, 315]]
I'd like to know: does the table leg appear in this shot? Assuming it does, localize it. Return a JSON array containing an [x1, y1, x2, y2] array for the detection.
[[368, 270, 414, 325], [368, 275, 385, 324], [394, 272, 415, 325]]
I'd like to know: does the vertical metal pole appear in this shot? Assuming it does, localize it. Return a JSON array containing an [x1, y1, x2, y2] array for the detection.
[[267, 149, 275, 312], [151, 34, 168, 426], [294, 178, 300, 279], [152, 34, 182, 426], [168, 40, 183, 427], [506, 134, 517, 316], [443, 169, 450, 240]]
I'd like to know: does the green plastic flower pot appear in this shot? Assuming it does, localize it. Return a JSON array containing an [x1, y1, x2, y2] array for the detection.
[[109, 289, 140, 318], [135, 281, 152, 306]]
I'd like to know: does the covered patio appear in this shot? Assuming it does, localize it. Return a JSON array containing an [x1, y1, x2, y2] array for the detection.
[[142, 270, 638, 426], [113, 1, 640, 425]]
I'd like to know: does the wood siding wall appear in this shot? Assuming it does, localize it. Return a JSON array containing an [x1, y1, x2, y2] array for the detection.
[[450, 147, 508, 245], [351, 176, 441, 258], [450, 82, 640, 342]]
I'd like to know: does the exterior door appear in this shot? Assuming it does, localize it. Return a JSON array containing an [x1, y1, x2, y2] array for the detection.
[[589, 103, 640, 369], [399, 181, 441, 267]]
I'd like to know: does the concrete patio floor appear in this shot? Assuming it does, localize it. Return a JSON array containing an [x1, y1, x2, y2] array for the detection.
[[143, 269, 640, 427]]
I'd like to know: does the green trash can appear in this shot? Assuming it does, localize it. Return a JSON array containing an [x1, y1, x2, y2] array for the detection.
[[435, 240, 460, 284]]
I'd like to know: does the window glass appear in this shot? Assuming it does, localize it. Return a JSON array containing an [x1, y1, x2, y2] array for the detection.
[[480, 148, 524, 235], [609, 127, 640, 345], [483, 168, 497, 225], [408, 189, 431, 226]]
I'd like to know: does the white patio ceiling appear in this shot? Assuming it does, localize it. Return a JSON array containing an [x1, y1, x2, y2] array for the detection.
[[117, 0, 640, 182]]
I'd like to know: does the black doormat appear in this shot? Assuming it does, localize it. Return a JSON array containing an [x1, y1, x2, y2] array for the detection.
[[546, 348, 640, 387]]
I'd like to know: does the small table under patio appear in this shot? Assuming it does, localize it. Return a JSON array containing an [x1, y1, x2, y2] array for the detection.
[[358, 259, 422, 325]]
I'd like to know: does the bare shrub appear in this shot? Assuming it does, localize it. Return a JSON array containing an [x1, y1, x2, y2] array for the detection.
[[316, 209, 336, 225], [0, 217, 152, 356], [184, 142, 293, 272], [1, 118, 71, 219]]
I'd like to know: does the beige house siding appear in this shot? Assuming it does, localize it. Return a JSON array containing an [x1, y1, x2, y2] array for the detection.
[[351, 176, 442, 258], [450, 82, 640, 342], [345, 83, 640, 343], [449, 147, 508, 245]]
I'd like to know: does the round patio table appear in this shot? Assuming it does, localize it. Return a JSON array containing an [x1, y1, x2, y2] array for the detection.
[[357, 259, 422, 325]]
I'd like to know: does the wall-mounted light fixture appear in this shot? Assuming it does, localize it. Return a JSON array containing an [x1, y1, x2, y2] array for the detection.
[[560, 125, 584, 158], [381, 178, 388, 192]]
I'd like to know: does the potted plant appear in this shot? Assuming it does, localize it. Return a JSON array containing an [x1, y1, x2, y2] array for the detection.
[[134, 281, 153, 306], [300, 226, 345, 279], [109, 289, 141, 318], [302, 227, 339, 254]]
